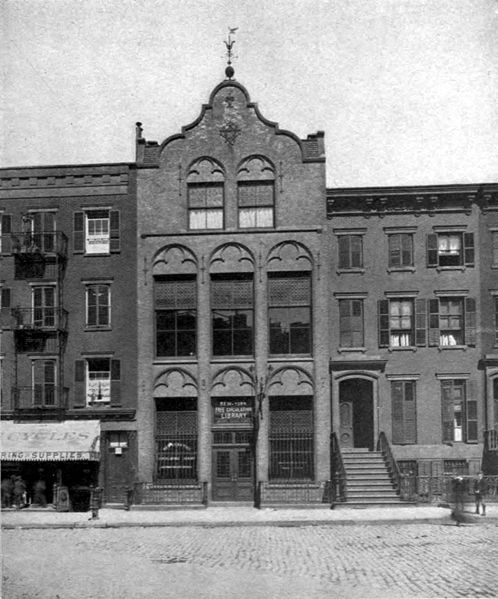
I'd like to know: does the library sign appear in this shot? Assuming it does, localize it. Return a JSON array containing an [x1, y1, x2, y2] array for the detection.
[[214, 399, 253, 425]]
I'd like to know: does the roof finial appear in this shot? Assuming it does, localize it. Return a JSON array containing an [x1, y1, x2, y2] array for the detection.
[[224, 27, 238, 80]]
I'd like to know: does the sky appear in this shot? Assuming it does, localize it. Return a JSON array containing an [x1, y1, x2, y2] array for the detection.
[[1, 0, 498, 187]]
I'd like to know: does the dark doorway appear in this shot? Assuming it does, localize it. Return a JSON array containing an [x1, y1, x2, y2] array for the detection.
[[212, 430, 253, 501], [339, 378, 374, 450]]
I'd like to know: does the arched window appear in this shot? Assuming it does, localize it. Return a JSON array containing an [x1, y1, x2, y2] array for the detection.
[[237, 156, 275, 229], [187, 158, 225, 230]]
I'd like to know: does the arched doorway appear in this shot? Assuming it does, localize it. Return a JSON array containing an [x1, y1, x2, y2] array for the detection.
[[339, 378, 374, 450]]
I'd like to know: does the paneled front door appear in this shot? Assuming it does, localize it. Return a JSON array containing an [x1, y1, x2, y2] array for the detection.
[[212, 445, 253, 501]]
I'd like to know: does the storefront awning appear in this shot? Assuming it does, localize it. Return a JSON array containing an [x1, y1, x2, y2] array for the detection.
[[1, 420, 100, 461]]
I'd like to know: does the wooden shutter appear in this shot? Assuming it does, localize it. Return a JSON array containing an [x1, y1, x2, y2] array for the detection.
[[428, 299, 439, 346], [73, 212, 85, 253], [338, 236, 349, 269], [378, 299, 389, 347], [466, 380, 478, 442], [74, 360, 86, 407], [1, 214, 12, 253], [426, 233, 438, 267], [2, 214, 12, 234], [1, 287, 11, 308], [110, 210, 120, 252], [391, 381, 404, 444], [464, 297, 476, 346], [415, 299, 427, 346], [464, 233, 474, 267], [404, 382, 417, 444], [388, 234, 400, 267], [441, 381, 454, 442], [110, 359, 121, 406]]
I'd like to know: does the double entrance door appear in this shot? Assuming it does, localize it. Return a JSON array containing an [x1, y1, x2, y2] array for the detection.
[[212, 430, 253, 501]]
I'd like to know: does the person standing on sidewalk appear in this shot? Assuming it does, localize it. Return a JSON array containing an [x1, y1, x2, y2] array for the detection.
[[473, 471, 487, 516]]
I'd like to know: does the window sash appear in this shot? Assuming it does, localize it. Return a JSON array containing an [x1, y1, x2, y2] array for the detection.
[[87, 285, 110, 327], [389, 234, 413, 267], [338, 235, 363, 269], [339, 299, 364, 347], [86, 211, 110, 253]]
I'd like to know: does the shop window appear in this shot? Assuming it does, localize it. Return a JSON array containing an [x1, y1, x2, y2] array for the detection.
[[188, 183, 224, 230], [238, 182, 274, 228], [73, 209, 120, 254], [86, 284, 110, 328], [391, 380, 417, 444], [212, 275, 253, 356], [338, 235, 363, 269], [155, 398, 197, 482], [427, 232, 474, 268], [155, 277, 197, 357], [339, 299, 364, 348], [388, 233, 413, 268], [428, 297, 476, 347], [269, 273, 311, 355], [269, 396, 313, 481], [441, 379, 478, 443]]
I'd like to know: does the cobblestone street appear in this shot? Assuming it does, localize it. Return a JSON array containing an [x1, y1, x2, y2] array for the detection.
[[3, 522, 498, 599]]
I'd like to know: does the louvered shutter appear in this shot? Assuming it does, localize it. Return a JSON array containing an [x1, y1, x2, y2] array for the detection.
[[428, 299, 440, 346], [391, 381, 404, 444], [404, 382, 417, 444], [338, 236, 349, 269], [74, 360, 86, 407], [73, 212, 85, 253], [466, 380, 478, 442], [2, 214, 12, 253], [110, 359, 121, 406], [378, 300, 389, 347], [464, 297, 476, 346], [427, 234, 438, 267], [441, 381, 454, 442], [464, 233, 474, 267], [415, 299, 427, 346], [110, 210, 120, 252]]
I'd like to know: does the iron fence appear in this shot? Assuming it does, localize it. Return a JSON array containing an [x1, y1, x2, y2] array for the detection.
[[399, 475, 498, 504]]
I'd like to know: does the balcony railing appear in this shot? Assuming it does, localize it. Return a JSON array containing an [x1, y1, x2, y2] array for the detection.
[[13, 386, 68, 411], [2, 231, 68, 257], [11, 307, 68, 331]]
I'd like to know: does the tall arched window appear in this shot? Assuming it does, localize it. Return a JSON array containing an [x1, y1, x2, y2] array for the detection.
[[237, 156, 275, 229], [187, 158, 225, 230]]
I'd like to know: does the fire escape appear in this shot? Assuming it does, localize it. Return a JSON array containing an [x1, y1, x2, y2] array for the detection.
[[5, 227, 68, 420]]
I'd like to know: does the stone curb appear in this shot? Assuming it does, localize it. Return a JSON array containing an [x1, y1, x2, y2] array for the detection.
[[6, 516, 492, 530]]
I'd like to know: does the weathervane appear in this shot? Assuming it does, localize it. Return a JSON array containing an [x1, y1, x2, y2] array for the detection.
[[224, 27, 238, 79]]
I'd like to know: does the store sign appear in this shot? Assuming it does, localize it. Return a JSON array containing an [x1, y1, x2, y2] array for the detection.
[[0, 420, 101, 461], [86, 235, 109, 254], [214, 399, 253, 425]]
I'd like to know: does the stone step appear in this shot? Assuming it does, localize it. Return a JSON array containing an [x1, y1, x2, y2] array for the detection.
[[346, 482, 395, 490], [346, 492, 400, 500], [342, 451, 383, 457], [343, 460, 386, 467], [334, 500, 408, 508], [345, 469, 390, 476]]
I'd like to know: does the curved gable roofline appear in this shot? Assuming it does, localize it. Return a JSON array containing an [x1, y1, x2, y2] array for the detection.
[[159, 80, 322, 162]]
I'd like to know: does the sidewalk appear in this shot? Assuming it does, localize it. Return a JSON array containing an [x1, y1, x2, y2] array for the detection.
[[3, 503, 498, 529]]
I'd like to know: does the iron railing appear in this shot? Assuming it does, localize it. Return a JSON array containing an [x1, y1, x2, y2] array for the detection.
[[6, 231, 68, 256], [330, 432, 347, 503], [377, 431, 401, 494], [399, 474, 498, 504], [13, 386, 68, 410], [268, 431, 314, 481], [11, 307, 68, 331], [133, 481, 207, 505]]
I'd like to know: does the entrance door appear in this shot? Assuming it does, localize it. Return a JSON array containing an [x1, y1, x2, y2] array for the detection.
[[212, 446, 253, 501], [338, 378, 374, 450]]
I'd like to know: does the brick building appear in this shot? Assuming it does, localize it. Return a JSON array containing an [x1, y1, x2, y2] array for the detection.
[[0, 164, 138, 505], [1, 69, 497, 507]]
